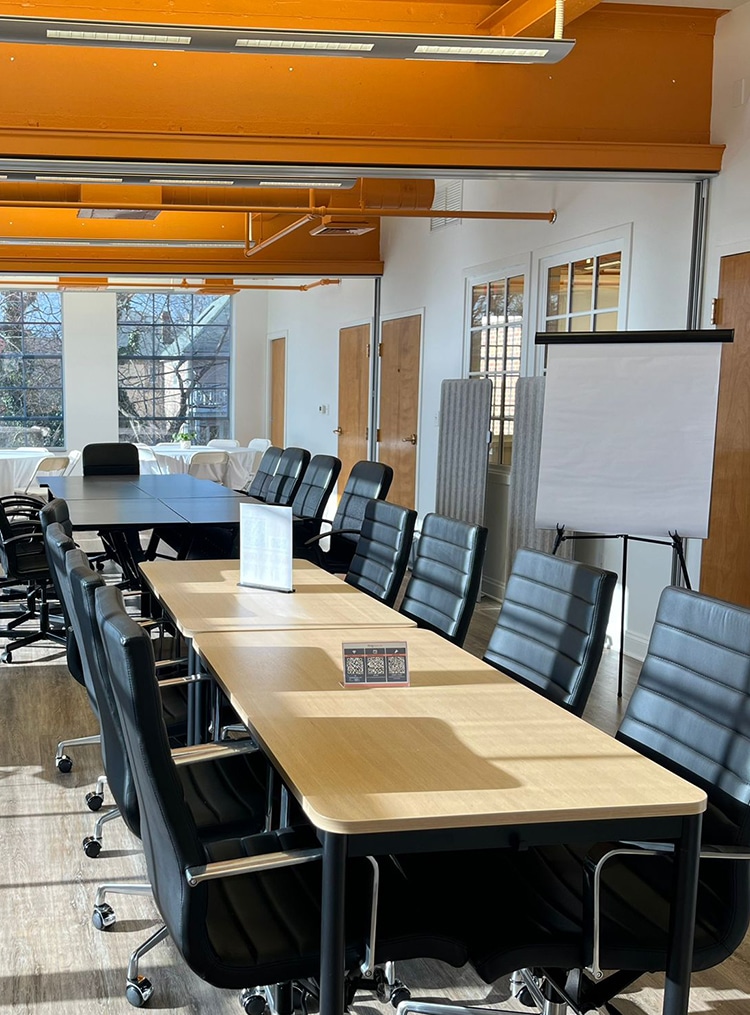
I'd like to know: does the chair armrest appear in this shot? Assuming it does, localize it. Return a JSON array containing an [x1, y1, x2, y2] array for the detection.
[[303, 526, 359, 547], [2, 531, 45, 547], [185, 846, 322, 886], [156, 672, 211, 687], [582, 839, 750, 980], [171, 739, 259, 767]]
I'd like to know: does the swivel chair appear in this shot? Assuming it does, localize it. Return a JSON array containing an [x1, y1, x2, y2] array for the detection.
[[483, 548, 617, 715], [299, 460, 393, 574], [81, 441, 143, 578], [246, 446, 282, 500], [290, 454, 341, 547], [345, 500, 417, 608], [398, 513, 488, 647], [261, 446, 311, 507]]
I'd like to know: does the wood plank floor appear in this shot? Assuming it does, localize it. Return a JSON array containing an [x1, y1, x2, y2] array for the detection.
[[0, 594, 748, 1014]]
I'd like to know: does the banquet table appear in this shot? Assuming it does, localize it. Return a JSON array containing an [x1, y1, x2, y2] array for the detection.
[[0, 449, 55, 498], [144, 444, 257, 490]]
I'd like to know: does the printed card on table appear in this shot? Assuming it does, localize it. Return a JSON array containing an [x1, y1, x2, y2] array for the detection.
[[238, 503, 294, 593], [342, 643, 409, 687]]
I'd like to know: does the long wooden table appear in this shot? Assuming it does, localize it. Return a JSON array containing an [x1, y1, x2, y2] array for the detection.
[[138, 558, 416, 638], [192, 625, 706, 1015]]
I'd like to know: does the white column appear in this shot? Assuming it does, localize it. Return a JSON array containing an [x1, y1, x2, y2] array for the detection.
[[62, 292, 119, 454]]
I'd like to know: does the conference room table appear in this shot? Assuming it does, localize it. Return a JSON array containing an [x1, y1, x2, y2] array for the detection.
[[192, 624, 706, 1015], [41, 473, 248, 585], [138, 558, 416, 743]]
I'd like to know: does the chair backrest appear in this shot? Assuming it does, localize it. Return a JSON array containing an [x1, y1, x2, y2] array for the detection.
[[63, 449, 82, 475], [291, 455, 342, 521], [345, 500, 417, 608], [399, 513, 488, 647], [247, 437, 272, 454], [187, 449, 228, 481], [41, 522, 91, 697], [247, 445, 282, 500], [324, 461, 394, 570], [39, 496, 74, 539], [0, 500, 49, 581], [207, 438, 240, 448], [135, 444, 162, 473], [66, 548, 142, 838], [95, 584, 214, 945], [483, 548, 617, 716], [82, 442, 139, 476], [265, 447, 311, 506], [619, 586, 750, 849]]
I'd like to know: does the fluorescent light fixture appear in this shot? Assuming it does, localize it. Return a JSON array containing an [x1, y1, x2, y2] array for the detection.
[[236, 38, 373, 52], [35, 175, 124, 183], [0, 16, 576, 65], [47, 29, 190, 45], [258, 180, 345, 188], [149, 178, 235, 186], [0, 237, 245, 248]]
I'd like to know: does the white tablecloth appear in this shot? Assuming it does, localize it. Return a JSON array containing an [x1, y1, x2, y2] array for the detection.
[[0, 450, 53, 498], [143, 445, 259, 490]]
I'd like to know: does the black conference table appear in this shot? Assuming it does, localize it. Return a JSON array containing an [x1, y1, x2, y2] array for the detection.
[[41, 474, 247, 582]]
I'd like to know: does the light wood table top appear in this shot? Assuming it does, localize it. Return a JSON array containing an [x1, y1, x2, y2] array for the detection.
[[139, 558, 416, 638], [193, 625, 707, 837]]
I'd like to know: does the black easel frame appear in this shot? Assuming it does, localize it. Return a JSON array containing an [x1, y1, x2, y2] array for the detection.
[[552, 526, 690, 698]]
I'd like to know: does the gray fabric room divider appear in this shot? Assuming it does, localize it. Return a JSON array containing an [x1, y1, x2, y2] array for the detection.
[[435, 378, 492, 526], [506, 376, 571, 582]]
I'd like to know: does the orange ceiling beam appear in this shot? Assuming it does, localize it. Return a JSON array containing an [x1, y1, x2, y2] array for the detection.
[[479, 0, 602, 37], [0, 6, 724, 174]]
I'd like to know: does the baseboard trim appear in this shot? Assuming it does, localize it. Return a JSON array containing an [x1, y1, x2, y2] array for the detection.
[[623, 630, 649, 664], [481, 576, 505, 602]]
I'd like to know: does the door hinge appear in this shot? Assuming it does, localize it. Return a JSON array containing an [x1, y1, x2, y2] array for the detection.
[[378, 342, 383, 356], [366, 343, 370, 358], [711, 298, 721, 326], [376, 428, 381, 442]]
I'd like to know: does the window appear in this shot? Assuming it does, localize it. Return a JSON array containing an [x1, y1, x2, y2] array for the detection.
[[0, 291, 64, 447], [467, 273, 524, 467], [544, 250, 622, 333], [117, 292, 232, 444]]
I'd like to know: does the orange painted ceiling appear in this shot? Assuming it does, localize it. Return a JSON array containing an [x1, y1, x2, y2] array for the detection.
[[0, 0, 728, 277]]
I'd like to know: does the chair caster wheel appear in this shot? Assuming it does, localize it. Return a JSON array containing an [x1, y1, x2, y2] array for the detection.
[[516, 987, 536, 1008], [239, 989, 268, 1015], [85, 791, 103, 811], [390, 986, 411, 1008], [92, 903, 116, 930], [56, 755, 73, 773], [126, 976, 154, 1007], [82, 835, 102, 858], [1, 651, 11, 663]]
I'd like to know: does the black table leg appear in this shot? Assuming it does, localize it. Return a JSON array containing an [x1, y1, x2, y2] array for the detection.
[[662, 811, 703, 1015], [320, 831, 347, 1015]]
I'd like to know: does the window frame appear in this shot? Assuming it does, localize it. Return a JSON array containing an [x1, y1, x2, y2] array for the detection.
[[116, 291, 233, 444], [463, 258, 530, 473], [0, 290, 65, 448]]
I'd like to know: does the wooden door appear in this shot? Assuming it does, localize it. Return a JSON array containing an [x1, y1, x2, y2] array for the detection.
[[701, 251, 750, 606], [270, 337, 286, 447], [378, 314, 421, 509], [336, 324, 370, 487]]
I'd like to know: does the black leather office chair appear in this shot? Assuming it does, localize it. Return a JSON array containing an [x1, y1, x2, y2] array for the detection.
[[63, 548, 267, 866], [94, 581, 469, 1010], [261, 446, 311, 506], [290, 454, 342, 546], [81, 440, 144, 578], [81, 441, 140, 476], [300, 460, 394, 574], [345, 500, 417, 608], [398, 513, 488, 647], [483, 548, 617, 716], [0, 498, 65, 662], [40, 509, 103, 782], [246, 445, 282, 500], [394, 585, 750, 1015]]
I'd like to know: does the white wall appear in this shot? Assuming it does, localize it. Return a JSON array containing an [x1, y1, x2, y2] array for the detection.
[[266, 278, 375, 454], [63, 291, 119, 454], [233, 289, 270, 444]]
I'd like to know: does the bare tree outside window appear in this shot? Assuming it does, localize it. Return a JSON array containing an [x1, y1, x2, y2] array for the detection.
[[117, 292, 232, 444], [0, 291, 64, 447]]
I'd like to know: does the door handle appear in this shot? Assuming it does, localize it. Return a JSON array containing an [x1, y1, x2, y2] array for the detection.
[[401, 433, 417, 445], [333, 427, 343, 435]]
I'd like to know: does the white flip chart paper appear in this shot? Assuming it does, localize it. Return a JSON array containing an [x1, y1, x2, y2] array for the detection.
[[238, 503, 294, 593]]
